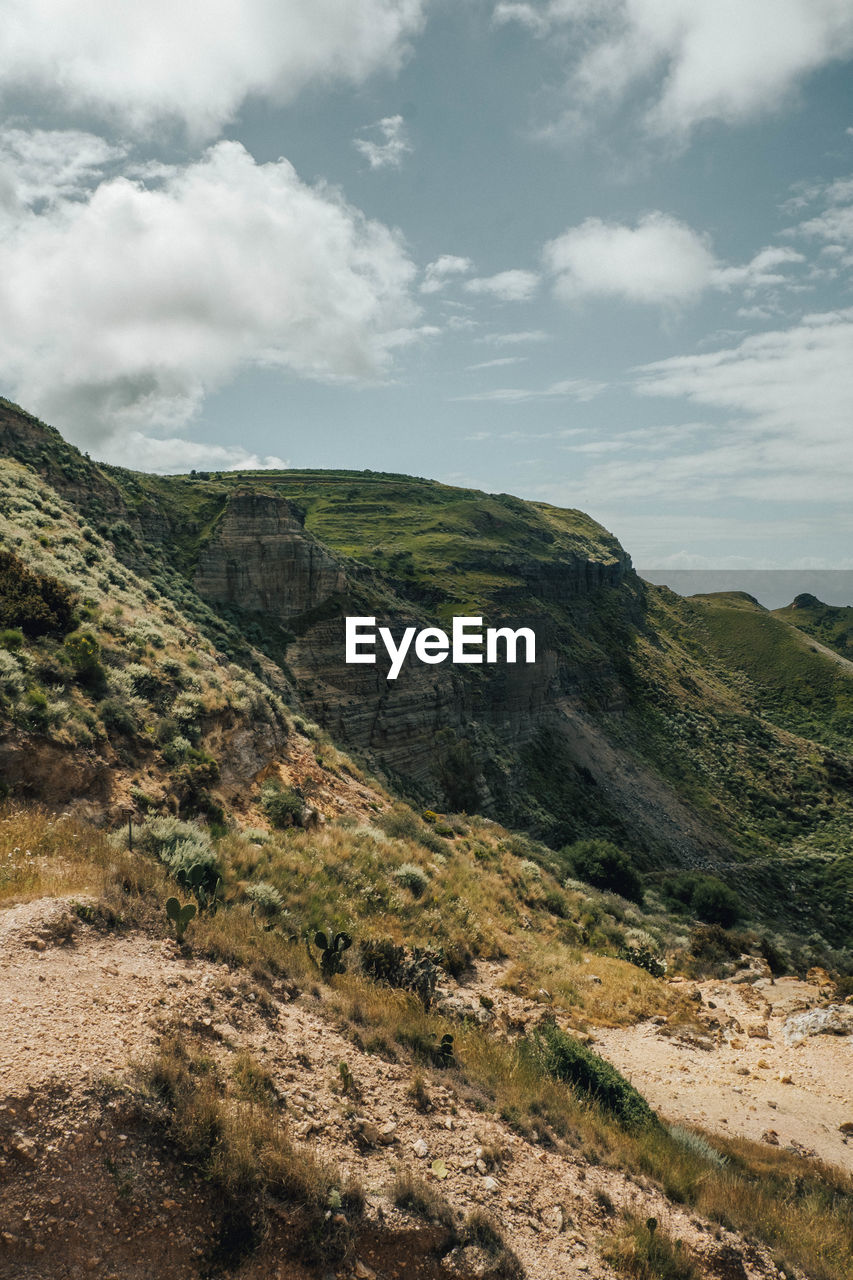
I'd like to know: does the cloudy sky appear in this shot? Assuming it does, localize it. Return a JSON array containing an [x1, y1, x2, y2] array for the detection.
[[1, 1, 852, 567]]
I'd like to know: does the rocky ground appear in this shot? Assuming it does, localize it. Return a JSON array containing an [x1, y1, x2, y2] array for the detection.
[[460, 960, 853, 1172], [1, 898, 847, 1280]]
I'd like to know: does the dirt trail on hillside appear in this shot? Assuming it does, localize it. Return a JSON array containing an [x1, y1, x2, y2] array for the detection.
[[592, 974, 853, 1171], [462, 960, 853, 1173], [0, 898, 815, 1280]]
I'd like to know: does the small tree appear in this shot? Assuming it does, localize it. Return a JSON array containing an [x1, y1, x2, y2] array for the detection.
[[561, 838, 644, 904]]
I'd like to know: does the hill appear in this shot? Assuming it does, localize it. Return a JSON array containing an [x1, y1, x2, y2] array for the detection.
[[3, 399, 853, 939], [3, 401, 853, 1279]]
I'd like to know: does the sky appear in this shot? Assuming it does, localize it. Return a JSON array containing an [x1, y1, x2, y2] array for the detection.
[[0, 0, 852, 568]]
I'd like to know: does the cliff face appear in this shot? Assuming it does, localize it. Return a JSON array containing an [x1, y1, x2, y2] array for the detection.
[[185, 485, 676, 851], [193, 490, 347, 621]]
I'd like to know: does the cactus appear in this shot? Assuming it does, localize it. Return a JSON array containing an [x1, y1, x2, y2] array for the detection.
[[165, 896, 196, 941], [338, 1061, 355, 1096], [359, 938, 442, 1009], [313, 928, 352, 978], [176, 862, 224, 915], [436, 1033, 454, 1067]]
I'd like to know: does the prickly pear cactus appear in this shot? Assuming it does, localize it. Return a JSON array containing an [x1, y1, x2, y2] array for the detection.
[[176, 863, 224, 915], [313, 928, 353, 978], [165, 896, 197, 941]]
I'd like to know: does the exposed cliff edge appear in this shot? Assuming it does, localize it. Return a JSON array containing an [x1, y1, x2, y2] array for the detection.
[[194, 489, 348, 621]]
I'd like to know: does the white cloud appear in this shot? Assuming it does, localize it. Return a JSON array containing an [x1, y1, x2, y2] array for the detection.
[[102, 433, 289, 474], [0, 0, 428, 136], [477, 329, 549, 345], [793, 175, 853, 259], [545, 213, 716, 304], [495, 1, 853, 140], [0, 137, 421, 455], [466, 355, 529, 370], [712, 245, 806, 290], [0, 128, 127, 209], [420, 254, 473, 294], [464, 269, 540, 301], [624, 310, 853, 500], [354, 115, 412, 169], [452, 377, 604, 402], [544, 214, 806, 306]]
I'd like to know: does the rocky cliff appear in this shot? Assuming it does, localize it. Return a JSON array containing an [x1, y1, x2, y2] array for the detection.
[[194, 490, 348, 621]]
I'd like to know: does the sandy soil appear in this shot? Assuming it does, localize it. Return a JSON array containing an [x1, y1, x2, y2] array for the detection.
[[592, 974, 853, 1171]]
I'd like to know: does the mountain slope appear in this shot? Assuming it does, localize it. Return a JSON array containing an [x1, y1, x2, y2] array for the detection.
[[3, 400, 853, 893]]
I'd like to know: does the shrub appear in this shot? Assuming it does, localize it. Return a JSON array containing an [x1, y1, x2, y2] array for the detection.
[[686, 923, 744, 976], [393, 862, 430, 898], [391, 1169, 454, 1228], [245, 880, 284, 916], [63, 629, 106, 691], [0, 650, 25, 701], [690, 877, 741, 927], [561, 839, 644, 904], [662, 872, 741, 927], [125, 815, 219, 881], [0, 628, 24, 651], [359, 938, 443, 1007], [0, 549, 76, 638], [618, 945, 667, 979], [667, 1125, 728, 1168], [97, 697, 137, 735], [377, 803, 447, 854], [528, 1019, 657, 1130], [261, 781, 305, 829]]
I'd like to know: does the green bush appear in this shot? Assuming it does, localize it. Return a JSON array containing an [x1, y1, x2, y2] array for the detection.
[[528, 1019, 657, 1130], [126, 815, 220, 880], [0, 650, 25, 701], [377, 803, 447, 855], [63, 629, 106, 691], [245, 881, 285, 916], [561, 839, 644, 904], [662, 872, 741, 927], [392, 862, 430, 898], [260, 781, 305, 829], [97, 697, 137, 735], [0, 549, 76, 638], [0, 628, 24, 652]]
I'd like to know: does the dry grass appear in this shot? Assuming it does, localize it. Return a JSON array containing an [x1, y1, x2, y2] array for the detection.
[[391, 1168, 456, 1228], [501, 946, 692, 1028], [604, 1213, 697, 1280], [136, 1032, 363, 1264], [0, 804, 114, 903], [3, 802, 852, 1279]]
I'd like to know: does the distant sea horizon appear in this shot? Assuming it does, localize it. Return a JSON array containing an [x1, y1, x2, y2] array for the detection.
[[637, 570, 853, 611]]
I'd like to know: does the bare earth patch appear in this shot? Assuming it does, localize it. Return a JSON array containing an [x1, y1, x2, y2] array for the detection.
[[0, 898, 812, 1279]]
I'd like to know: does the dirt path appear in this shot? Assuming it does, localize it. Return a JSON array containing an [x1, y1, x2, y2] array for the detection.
[[0, 898, 799, 1280], [461, 958, 853, 1172], [592, 975, 853, 1170]]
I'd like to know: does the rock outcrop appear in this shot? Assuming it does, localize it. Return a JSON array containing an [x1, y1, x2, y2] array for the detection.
[[194, 490, 347, 621]]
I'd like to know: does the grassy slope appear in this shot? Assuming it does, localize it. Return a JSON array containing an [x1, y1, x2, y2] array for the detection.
[[4, 804, 853, 1280], [0, 455, 293, 814], [125, 466, 625, 620], [774, 595, 853, 662], [4, 405, 853, 913]]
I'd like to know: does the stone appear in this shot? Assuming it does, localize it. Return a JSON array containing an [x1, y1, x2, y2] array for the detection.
[[413, 1138, 428, 1159]]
